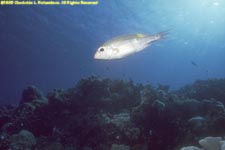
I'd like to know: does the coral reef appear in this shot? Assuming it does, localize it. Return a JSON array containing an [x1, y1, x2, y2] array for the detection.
[[9, 130, 36, 150], [177, 78, 225, 102], [0, 76, 225, 150], [181, 136, 225, 150], [111, 144, 130, 150]]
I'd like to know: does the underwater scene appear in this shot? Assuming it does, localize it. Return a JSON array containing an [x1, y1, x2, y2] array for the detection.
[[0, 0, 225, 149]]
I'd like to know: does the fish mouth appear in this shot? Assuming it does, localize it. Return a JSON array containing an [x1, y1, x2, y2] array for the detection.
[[94, 52, 99, 59]]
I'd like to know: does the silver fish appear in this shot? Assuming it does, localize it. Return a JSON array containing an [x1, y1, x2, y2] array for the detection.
[[94, 31, 166, 60]]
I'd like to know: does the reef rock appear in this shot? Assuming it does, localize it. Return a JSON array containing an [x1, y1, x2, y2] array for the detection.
[[9, 130, 36, 150], [177, 79, 225, 103], [0, 77, 225, 150], [20, 86, 47, 105], [0, 105, 15, 129], [152, 100, 166, 111], [111, 144, 130, 150], [180, 146, 202, 150], [181, 136, 225, 150], [199, 137, 222, 150]]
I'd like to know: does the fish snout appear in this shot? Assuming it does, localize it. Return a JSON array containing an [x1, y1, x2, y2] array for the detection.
[[94, 52, 99, 59]]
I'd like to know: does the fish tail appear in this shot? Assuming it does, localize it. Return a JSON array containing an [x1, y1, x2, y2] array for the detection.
[[154, 30, 169, 40], [146, 30, 169, 44], [143, 30, 169, 45]]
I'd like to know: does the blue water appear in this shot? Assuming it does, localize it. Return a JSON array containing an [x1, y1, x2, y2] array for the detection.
[[0, 0, 225, 104]]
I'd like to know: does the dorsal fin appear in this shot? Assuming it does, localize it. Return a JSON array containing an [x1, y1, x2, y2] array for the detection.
[[136, 34, 145, 38]]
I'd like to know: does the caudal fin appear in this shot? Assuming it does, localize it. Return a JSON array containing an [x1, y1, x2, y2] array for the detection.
[[145, 30, 169, 44], [155, 30, 169, 40]]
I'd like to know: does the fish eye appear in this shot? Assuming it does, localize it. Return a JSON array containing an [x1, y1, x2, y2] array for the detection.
[[99, 47, 104, 52]]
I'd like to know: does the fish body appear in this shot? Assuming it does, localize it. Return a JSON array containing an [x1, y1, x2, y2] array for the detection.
[[94, 32, 166, 60], [191, 61, 198, 67]]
